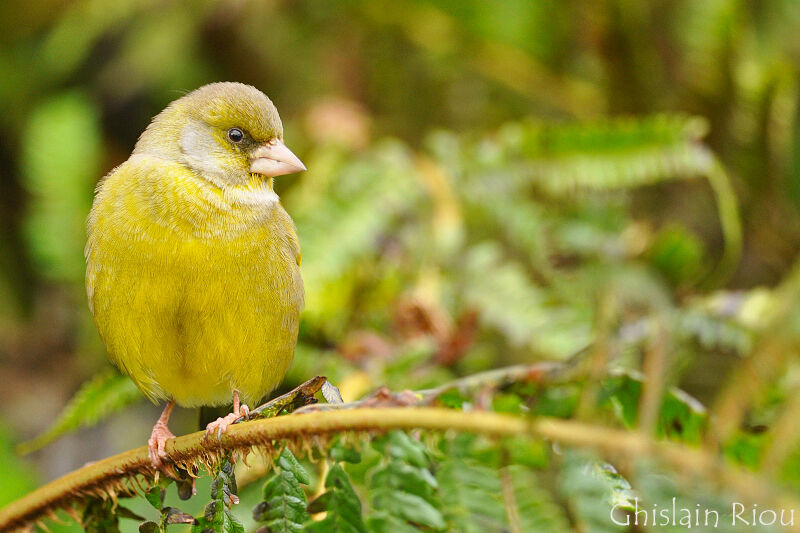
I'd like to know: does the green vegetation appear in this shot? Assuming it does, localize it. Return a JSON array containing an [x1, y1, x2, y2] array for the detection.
[[2, 0, 800, 531]]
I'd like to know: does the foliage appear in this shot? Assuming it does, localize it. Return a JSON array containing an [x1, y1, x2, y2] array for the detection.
[[4, 1, 800, 532], [7, 104, 800, 532], [192, 461, 244, 533], [8, 362, 794, 532], [306, 462, 367, 533], [367, 431, 443, 531], [253, 448, 311, 533], [17, 369, 143, 455]]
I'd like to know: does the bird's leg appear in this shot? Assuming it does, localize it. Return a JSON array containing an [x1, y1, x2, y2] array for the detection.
[[204, 389, 249, 443], [148, 401, 176, 471]]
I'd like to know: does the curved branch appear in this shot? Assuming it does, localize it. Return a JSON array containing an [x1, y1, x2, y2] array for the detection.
[[1, 407, 798, 532]]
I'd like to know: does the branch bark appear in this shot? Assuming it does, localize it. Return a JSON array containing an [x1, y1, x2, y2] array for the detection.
[[3, 406, 800, 532]]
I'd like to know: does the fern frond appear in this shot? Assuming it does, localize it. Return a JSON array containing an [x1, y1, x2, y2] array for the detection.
[[560, 453, 629, 533], [17, 369, 143, 455], [306, 463, 368, 533], [287, 141, 424, 334], [253, 448, 310, 533], [461, 242, 591, 357], [676, 308, 754, 354], [437, 457, 505, 533], [464, 115, 711, 196], [368, 431, 444, 530], [429, 114, 741, 284], [501, 465, 571, 533], [193, 461, 244, 533]]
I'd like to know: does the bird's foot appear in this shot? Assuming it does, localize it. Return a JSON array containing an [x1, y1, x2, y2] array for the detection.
[[148, 420, 176, 475], [204, 404, 249, 444]]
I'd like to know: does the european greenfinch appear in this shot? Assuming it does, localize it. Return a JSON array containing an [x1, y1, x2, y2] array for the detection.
[[85, 82, 305, 469]]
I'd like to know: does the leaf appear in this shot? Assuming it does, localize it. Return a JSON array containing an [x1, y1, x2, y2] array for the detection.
[[329, 438, 362, 464], [430, 113, 741, 284], [379, 431, 430, 468], [287, 141, 423, 335], [368, 431, 443, 531], [82, 498, 120, 533], [193, 462, 244, 533], [367, 512, 424, 533], [437, 457, 505, 533], [502, 465, 571, 533], [462, 242, 591, 358], [253, 448, 310, 533], [677, 306, 753, 355], [560, 452, 629, 533], [370, 460, 437, 499], [17, 369, 143, 454], [276, 447, 311, 485], [599, 370, 707, 443], [442, 114, 714, 198], [162, 507, 196, 525], [306, 463, 368, 533], [145, 478, 172, 511], [372, 489, 445, 529], [192, 503, 244, 533], [139, 522, 160, 533]]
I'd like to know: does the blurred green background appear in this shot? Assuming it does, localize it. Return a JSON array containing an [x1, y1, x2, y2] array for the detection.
[[2, 0, 800, 516]]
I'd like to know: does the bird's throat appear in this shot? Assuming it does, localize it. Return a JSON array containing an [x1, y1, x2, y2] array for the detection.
[[248, 173, 275, 191]]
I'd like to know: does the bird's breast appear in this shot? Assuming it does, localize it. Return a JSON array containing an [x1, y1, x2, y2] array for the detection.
[[86, 159, 304, 406]]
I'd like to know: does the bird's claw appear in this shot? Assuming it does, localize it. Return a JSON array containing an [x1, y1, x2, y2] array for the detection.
[[204, 404, 249, 444], [147, 421, 176, 476]]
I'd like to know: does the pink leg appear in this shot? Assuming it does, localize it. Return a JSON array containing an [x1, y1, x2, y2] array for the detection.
[[147, 401, 176, 471]]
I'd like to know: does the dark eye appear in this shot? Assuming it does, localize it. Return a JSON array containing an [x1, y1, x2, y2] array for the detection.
[[227, 128, 244, 143]]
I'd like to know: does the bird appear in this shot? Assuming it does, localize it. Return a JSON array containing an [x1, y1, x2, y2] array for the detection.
[[85, 82, 306, 471]]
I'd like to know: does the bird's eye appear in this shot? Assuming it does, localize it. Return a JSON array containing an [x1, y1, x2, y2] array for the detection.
[[227, 128, 244, 143]]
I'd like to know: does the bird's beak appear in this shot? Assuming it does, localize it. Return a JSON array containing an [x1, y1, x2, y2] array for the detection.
[[250, 140, 306, 177]]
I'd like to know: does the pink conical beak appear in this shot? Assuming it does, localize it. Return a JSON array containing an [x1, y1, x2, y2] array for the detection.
[[250, 139, 306, 177]]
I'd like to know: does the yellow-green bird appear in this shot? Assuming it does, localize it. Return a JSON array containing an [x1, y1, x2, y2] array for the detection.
[[86, 82, 305, 469]]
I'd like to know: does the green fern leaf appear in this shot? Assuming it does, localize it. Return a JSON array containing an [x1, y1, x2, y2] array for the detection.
[[370, 460, 437, 500], [328, 438, 362, 464], [17, 369, 143, 454], [371, 489, 444, 530], [677, 307, 754, 354], [287, 141, 423, 334], [276, 447, 311, 484], [560, 453, 630, 533], [467, 198, 550, 276], [306, 463, 368, 533], [503, 465, 571, 533], [367, 431, 443, 531], [462, 242, 591, 358], [468, 115, 711, 195], [367, 512, 423, 533], [600, 370, 707, 443], [193, 462, 244, 533], [430, 113, 741, 284], [378, 431, 431, 468], [437, 457, 505, 533], [253, 449, 310, 533]]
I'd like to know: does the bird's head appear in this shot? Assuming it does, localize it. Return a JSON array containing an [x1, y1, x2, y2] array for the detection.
[[134, 82, 305, 191]]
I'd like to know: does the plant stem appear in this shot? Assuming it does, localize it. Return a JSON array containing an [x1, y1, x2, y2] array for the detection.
[[3, 407, 800, 532]]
